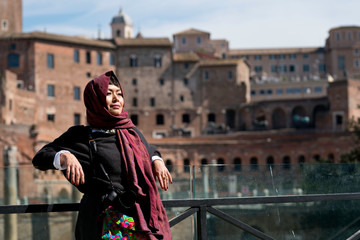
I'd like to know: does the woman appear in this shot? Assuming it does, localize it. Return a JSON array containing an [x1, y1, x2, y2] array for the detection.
[[32, 70, 172, 240]]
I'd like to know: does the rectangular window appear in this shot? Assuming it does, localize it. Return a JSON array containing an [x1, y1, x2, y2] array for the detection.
[[348, 32, 352, 40], [242, 55, 249, 60], [336, 32, 341, 41], [319, 64, 326, 72], [289, 65, 296, 72], [74, 86, 81, 100], [279, 54, 286, 60], [267, 89, 273, 95], [47, 84, 55, 97], [254, 55, 262, 60], [132, 78, 137, 86], [47, 114, 55, 122], [204, 71, 209, 79], [130, 55, 138, 67], [271, 65, 277, 73], [133, 98, 138, 107], [74, 113, 81, 125], [355, 49, 359, 56], [47, 53, 54, 68], [254, 66, 262, 73], [251, 90, 256, 96], [97, 52, 102, 65], [289, 54, 296, 59], [337, 56, 345, 70], [276, 88, 284, 95], [182, 37, 187, 45], [269, 55, 277, 60], [184, 63, 189, 69], [314, 86, 323, 93], [303, 54, 309, 59], [150, 97, 155, 107], [354, 59, 359, 68], [86, 51, 91, 64], [303, 64, 310, 72], [1, 19, 8, 31], [8, 53, 19, 67], [183, 78, 188, 85], [74, 50, 79, 63], [197, 37, 202, 44], [154, 56, 162, 68], [228, 71, 233, 79], [279, 65, 287, 72], [336, 115, 343, 125], [110, 53, 115, 65], [286, 87, 302, 94]]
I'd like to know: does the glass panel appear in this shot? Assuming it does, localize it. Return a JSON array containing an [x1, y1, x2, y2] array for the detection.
[[1, 164, 360, 239]]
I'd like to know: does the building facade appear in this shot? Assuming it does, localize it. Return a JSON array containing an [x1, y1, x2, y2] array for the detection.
[[1, 4, 360, 205]]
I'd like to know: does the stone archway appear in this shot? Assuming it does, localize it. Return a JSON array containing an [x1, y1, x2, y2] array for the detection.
[[272, 107, 287, 129]]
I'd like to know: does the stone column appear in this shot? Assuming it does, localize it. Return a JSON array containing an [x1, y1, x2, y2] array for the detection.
[[4, 146, 18, 240]]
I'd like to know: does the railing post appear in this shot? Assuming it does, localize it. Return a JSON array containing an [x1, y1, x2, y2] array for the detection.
[[4, 145, 18, 240], [197, 206, 207, 240]]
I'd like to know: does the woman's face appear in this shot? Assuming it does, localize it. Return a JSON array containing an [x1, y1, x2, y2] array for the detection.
[[106, 84, 124, 116]]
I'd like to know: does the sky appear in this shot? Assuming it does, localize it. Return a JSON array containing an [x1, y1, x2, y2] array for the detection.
[[23, 0, 360, 49]]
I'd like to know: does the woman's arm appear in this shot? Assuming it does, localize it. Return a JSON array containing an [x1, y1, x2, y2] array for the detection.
[[32, 126, 88, 186]]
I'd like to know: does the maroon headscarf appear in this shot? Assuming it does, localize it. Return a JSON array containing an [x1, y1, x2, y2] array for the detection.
[[84, 71, 172, 240]]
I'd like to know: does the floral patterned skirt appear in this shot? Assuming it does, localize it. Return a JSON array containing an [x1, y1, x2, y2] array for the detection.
[[101, 206, 149, 240]]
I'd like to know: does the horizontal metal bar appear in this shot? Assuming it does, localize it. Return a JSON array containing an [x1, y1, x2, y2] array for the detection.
[[163, 192, 360, 208], [169, 207, 198, 227], [0, 203, 79, 214], [2, 192, 360, 214], [207, 206, 275, 240]]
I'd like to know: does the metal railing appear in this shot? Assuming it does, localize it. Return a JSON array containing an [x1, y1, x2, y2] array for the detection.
[[2, 192, 360, 240]]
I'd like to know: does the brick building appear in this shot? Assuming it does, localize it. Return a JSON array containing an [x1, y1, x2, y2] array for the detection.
[[0, 2, 360, 201]]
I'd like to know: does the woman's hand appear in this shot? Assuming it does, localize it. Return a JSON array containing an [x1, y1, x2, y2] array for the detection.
[[60, 152, 85, 186], [152, 159, 172, 191]]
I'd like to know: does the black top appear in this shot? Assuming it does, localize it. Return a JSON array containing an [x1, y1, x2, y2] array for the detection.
[[32, 125, 159, 195]]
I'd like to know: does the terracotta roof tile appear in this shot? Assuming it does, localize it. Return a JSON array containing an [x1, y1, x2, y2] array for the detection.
[[173, 28, 210, 36], [115, 38, 172, 47], [0, 31, 116, 48]]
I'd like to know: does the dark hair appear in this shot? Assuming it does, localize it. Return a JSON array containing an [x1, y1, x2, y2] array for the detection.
[[109, 75, 120, 87]]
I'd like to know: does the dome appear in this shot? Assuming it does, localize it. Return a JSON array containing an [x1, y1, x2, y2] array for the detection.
[[111, 8, 133, 25]]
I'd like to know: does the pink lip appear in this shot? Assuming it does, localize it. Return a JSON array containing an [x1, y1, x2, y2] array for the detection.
[[111, 105, 121, 109]]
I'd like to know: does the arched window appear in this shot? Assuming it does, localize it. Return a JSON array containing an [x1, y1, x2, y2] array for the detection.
[[183, 158, 190, 173], [165, 159, 173, 172], [250, 157, 258, 171], [283, 156, 291, 170], [201, 158, 208, 165], [272, 108, 286, 129], [298, 155, 305, 164], [233, 157, 242, 171], [313, 154, 321, 162], [217, 158, 225, 172], [266, 156, 275, 170]]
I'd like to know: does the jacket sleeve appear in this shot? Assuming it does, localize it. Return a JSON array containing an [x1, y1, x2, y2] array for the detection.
[[32, 126, 90, 171], [133, 127, 162, 159]]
